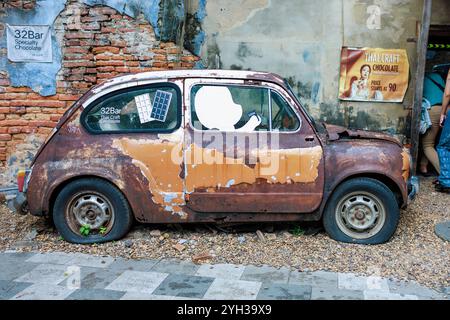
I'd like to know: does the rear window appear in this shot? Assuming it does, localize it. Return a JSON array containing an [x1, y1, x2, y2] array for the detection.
[[82, 84, 181, 133]]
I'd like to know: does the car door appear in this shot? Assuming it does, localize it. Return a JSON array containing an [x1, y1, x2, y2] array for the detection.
[[183, 78, 324, 213]]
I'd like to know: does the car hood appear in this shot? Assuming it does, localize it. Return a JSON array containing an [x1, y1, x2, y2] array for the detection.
[[323, 123, 402, 147]]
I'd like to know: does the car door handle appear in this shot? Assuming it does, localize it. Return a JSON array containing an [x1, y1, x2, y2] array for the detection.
[[305, 136, 315, 142]]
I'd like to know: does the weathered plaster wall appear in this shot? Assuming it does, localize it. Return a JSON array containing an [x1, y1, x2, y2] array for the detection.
[[431, 0, 450, 25], [192, 0, 425, 136]]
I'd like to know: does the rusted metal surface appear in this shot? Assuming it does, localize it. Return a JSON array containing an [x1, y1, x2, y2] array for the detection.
[[26, 70, 410, 224]]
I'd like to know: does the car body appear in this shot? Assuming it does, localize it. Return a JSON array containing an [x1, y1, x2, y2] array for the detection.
[[17, 70, 418, 244]]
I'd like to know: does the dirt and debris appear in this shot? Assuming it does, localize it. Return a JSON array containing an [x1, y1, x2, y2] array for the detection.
[[0, 177, 448, 291]]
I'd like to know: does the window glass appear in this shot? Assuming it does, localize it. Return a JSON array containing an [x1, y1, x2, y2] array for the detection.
[[270, 90, 300, 131], [84, 85, 179, 132], [191, 85, 269, 132]]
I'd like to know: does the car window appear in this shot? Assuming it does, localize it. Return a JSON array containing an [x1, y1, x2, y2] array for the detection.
[[191, 84, 270, 132], [270, 90, 300, 131], [83, 85, 180, 133]]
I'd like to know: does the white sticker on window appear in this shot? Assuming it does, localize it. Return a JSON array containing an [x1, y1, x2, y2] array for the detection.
[[135, 90, 172, 124]]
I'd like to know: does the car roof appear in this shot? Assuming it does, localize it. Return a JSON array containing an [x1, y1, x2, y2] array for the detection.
[[89, 69, 286, 94]]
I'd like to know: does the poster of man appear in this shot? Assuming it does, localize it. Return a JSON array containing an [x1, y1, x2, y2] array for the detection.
[[339, 47, 410, 103]]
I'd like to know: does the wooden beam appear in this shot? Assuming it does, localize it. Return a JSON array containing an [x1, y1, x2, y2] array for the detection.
[[410, 0, 433, 176]]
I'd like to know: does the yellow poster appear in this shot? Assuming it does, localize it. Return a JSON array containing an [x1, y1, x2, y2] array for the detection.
[[339, 47, 409, 103]]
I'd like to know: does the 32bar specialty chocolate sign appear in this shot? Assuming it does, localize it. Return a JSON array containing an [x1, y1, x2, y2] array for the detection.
[[339, 47, 410, 103]]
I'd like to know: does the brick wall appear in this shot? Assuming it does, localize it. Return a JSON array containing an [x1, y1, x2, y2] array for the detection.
[[0, 0, 199, 186]]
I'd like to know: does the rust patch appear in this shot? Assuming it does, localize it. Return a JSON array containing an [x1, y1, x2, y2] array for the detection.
[[112, 136, 186, 217], [401, 149, 410, 182], [185, 144, 323, 192]]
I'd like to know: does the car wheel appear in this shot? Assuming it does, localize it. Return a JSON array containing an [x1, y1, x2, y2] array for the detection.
[[323, 178, 399, 245], [53, 178, 133, 244]]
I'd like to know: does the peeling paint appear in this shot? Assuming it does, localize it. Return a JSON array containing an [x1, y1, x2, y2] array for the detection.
[[0, 0, 67, 96], [184, 144, 323, 193]]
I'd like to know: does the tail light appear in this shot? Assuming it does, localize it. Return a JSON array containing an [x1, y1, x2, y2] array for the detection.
[[17, 170, 26, 192]]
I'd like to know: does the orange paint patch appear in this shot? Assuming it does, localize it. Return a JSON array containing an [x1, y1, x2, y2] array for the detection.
[[112, 137, 185, 215], [401, 149, 410, 182], [185, 144, 322, 192]]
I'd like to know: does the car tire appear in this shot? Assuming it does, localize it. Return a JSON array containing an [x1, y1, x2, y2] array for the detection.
[[323, 178, 399, 245], [53, 178, 133, 244]]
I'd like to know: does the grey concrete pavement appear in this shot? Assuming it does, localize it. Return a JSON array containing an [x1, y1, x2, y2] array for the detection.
[[0, 251, 447, 300]]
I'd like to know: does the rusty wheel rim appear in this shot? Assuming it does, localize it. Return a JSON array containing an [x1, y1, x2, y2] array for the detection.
[[335, 191, 386, 240], [65, 191, 115, 236]]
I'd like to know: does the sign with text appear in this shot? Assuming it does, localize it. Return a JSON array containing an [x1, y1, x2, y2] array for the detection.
[[6, 25, 52, 62], [339, 47, 409, 103]]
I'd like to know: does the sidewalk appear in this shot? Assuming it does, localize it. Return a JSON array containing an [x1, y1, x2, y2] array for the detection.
[[0, 251, 447, 300]]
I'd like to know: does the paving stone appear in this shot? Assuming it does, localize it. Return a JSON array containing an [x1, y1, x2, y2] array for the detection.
[[289, 270, 338, 288], [151, 258, 199, 276], [14, 264, 70, 285], [435, 221, 450, 242], [66, 288, 126, 300], [58, 266, 124, 290], [152, 274, 215, 298], [0, 260, 39, 281], [388, 279, 444, 299], [241, 265, 290, 284], [105, 270, 168, 294], [363, 290, 419, 300], [26, 252, 75, 265], [108, 257, 159, 272], [121, 292, 199, 300], [311, 287, 364, 300], [0, 252, 35, 263], [10, 283, 75, 300], [0, 280, 32, 300], [196, 263, 245, 280], [257, 283, 311, 300], [65, 253, 115, 268], [203, 278, 261, 300], [338, 273, 389, 291]]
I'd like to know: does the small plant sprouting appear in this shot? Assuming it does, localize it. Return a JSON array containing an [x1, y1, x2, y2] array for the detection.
[[290, 225, 305, 236], [99, 226, 107, 235], [80, 225, 91, 236]]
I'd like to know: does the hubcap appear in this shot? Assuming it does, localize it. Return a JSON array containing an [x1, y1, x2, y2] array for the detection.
[[65, 191, 115, 236], [335, 191, 386, 239]]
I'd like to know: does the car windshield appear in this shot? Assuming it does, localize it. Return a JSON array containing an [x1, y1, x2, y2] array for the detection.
[[283, 79, 322, 132]]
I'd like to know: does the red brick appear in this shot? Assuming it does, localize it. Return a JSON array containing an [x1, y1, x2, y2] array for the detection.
[[97, 66, 115, 72], [95, 60, 125, 66], [50, 115, 61, 121], [58, 94, 80, 101], [64, 61, 96, 68], [92, 46, 120, 54], [8, 127, 22, 134], [64, 47, 89, 54], [0, 128, 7, 134], [126, 61, 140, 67], [90, 7, 117, 15], [0, 134, 12, 141], [0, 107, 10, 113], [153, 54, 168, 61], [115, 67, 130, 73], [0, 120, 28, 126], [29, 121, 57, 128], [65, 32, 94, 39], [84, 75, 97, 83], [81, 15, 110, 22]]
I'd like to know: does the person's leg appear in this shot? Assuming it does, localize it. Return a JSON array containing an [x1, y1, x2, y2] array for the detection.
[[421, 105, 441, 174], [437, 111, 450, 188]]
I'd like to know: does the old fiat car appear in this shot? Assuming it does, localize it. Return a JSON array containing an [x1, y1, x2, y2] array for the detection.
[[16, 70, 417, 245]]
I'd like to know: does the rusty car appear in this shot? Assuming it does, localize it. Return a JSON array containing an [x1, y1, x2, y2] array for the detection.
[[15, 70, 418, 244]]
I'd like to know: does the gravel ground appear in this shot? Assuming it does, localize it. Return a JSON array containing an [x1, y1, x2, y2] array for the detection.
[[0, 176, 449, 291]]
